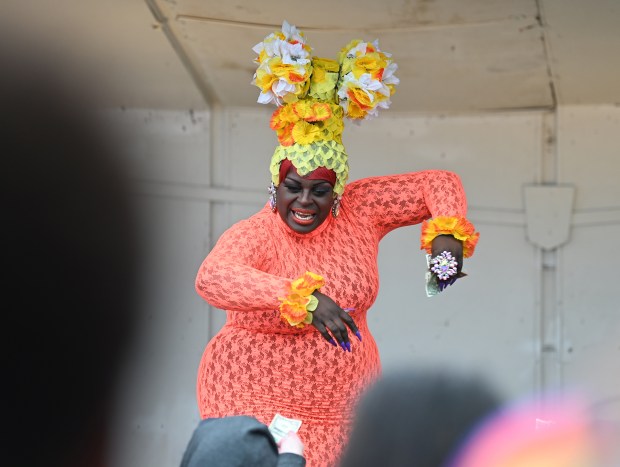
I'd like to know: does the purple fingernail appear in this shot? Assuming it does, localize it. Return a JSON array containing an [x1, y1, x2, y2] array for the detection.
[[328, 338, 337, 347], [355, 331, 362, 342], [345, 342, 351, 352], [343, 307, 355, 313], [340, 342, 346, 351]]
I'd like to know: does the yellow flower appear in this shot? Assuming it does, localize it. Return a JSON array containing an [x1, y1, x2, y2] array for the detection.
[[451, 218, 476, 241], [339, 39, 362, 62], [271, 104, 300, 136], [271, 62, 303, 83], [292, 120, 322, 145], [345, 101, 366, 120], [311, 62, 327, 84], [254, 68, 278, 93], [292, 101, 315, 120], [308, 58, 340, 102], [313, 57, 340, 73], [279, 104, 300, 123], [352, 53, 387, 79], [349, 87, 373, 109]]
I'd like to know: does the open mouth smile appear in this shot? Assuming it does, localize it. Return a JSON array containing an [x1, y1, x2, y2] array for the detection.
[[291, 209, 316, 225]]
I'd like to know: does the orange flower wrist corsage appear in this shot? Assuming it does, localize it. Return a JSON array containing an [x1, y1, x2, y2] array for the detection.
[[279, 271, 325, 328], [420, 216, 480, 258]]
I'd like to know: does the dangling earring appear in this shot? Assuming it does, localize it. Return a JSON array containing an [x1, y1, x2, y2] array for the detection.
[[331, 195, 341, 218], [268, 182, 277, 212]]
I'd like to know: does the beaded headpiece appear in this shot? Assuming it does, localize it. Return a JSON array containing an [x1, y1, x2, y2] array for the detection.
[[252, 21, 399, 196]]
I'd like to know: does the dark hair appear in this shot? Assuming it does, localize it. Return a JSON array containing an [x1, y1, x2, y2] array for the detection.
[[2, 39, 142, 467], [339, 366, 503, 467]]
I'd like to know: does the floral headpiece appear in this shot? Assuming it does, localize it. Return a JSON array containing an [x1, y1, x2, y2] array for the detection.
[[252, 20, 399, 196]]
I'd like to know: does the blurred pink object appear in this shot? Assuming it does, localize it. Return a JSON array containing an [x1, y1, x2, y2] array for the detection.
[[450, 394, 615, 467]]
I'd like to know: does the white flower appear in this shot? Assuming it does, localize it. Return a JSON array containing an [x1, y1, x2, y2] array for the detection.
[[382, 62, 400, 86], [281, 20, 306, 44], [273, 41, 311, 66], [339, 73, 383, 98], [272, 78, 298, 98], [252, 32, 278, 56], [345, 41, 368, 58], [257, 90, 277, 105]]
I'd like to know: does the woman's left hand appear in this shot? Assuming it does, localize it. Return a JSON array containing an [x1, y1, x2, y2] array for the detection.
[[431, 234, 465, 289]]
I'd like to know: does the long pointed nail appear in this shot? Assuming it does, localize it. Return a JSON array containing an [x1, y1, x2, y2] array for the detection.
[[343, 307, 355, 313], [340, 342, 347, 351], [328, 338, 337, 347], [345, 342, 351, 352], [355, 331, 362, 342]]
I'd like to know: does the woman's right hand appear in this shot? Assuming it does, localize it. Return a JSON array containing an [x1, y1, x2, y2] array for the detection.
[[311, 291, 360, 351]]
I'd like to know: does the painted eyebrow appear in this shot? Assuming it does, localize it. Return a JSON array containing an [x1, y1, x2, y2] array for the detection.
[[284, 178, 332, 187]]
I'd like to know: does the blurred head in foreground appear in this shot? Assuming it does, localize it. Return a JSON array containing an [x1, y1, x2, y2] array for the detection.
[[2, 31, 142, 467], [338, 367, 503, 467]]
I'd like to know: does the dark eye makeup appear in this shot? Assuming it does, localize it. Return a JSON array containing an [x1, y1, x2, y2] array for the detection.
[[283, 180, 332, 196]]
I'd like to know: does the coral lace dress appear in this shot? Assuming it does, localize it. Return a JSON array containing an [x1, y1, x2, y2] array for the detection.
[[195, 170, 469, 466]]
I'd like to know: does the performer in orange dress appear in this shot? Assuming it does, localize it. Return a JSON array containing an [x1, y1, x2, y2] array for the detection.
[[194, 21, 480, 467]]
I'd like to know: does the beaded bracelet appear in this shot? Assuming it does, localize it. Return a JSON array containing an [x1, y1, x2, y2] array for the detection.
[[279, 271, 325, 328], [420, 216, 480, 258]]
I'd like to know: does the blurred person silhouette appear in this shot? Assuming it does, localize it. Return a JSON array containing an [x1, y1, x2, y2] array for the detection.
[[338, 367, 503, 467], [180, 415, 306, 467], [339, 366, 619, 467], [2, 29, 143, 467]]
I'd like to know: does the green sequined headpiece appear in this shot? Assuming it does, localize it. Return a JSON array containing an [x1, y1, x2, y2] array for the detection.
[[252, 21, 399, 196]]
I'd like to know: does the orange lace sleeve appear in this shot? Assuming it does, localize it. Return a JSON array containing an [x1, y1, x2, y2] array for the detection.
[[195, 214, 290, 312], [345, 170, 470, 238]]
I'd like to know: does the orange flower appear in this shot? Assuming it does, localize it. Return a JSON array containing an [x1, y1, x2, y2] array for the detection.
[[420, 216, 480, 258], [279, 294, 312, 327], [277, 123, 296, 146], [463, 232, 480, 258], [291, 271, 325, 296], [271, 104, 299, 130], [279, 271, 324, 328], [309, 102, 331, 122], [270, 107, 286, 130]]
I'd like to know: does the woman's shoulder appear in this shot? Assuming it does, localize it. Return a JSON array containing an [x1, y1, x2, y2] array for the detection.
[[342, 174, 400, 199]]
